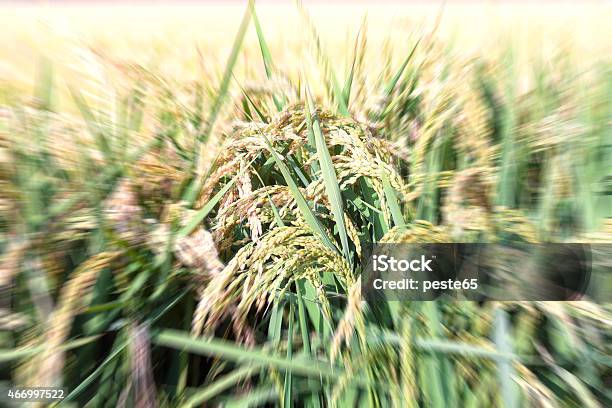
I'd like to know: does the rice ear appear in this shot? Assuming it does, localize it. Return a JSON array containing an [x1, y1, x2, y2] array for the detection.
[[36, 251, 120, 387], [330, 276, 364, 361]]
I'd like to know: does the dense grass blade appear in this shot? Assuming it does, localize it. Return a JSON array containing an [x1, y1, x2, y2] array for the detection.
[[61, 291, 187, 403], [223, 386, 277, 407], [0, 335, 99, 363], [495, 48, 519, 208], [370, 328, 520, 360], [251, 3, 284, 111], [549, 366, 599, 408], [297, 279, 330, 341], [382, 174, 406, 227], [297, 2, 349, 116], [61, 337, 129, 404], [184, 0, 253, 203], [383, 38, 421, 97], [262, 134, 336, 252], [360, 178, 389, 239], [181, 364, 261, 407], [178, 179, 235, 237], [341, 16, 367, 108], [295, 285, 311, 355], [153, 330, 380, 390], [295, 281, 321, 408], [237, 75, 269, 122], [268, 298, 285, 349], [283, 301, 295, 407], [305, 86, 351, 263], [419, 303, 449, 408], [68, 84, 112, 162], [199, 1, 252, 144], [493, 308, 519, 408]]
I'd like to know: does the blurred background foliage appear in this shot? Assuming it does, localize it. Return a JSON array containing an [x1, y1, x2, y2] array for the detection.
[[0, 1, 611, 407]]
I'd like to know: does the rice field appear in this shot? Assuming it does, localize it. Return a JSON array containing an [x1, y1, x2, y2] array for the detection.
[[0, 1, 611, 407]]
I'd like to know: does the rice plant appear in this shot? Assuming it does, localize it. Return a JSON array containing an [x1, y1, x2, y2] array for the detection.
[[0, 1, 610, 407]]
